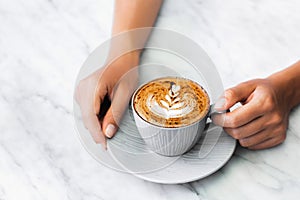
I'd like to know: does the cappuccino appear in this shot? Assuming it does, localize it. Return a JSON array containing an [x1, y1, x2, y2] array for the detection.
[[133, 77, 210, 128]]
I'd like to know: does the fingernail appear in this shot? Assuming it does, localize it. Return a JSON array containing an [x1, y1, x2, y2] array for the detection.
[[105, 124, 116, 138]]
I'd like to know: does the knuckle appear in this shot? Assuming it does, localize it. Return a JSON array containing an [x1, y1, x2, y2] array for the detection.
[[263, 96, 275, 111], [227, 116, 239, 128], [226, 128, 241, 140], [225, 89, 236, 100], [272, 113, 283, 125], [277, 125, 287, 135], [279, 133, 287, 143], [230, 129, 242, 139], [255, 95, 266, 108], [239, 139, 250, 147]]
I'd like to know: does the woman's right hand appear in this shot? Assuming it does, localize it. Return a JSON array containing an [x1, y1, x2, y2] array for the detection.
[[75, 52, 140, 148]]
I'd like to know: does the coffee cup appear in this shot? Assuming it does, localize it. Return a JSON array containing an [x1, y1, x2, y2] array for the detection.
[[131, 77, 223, 157]]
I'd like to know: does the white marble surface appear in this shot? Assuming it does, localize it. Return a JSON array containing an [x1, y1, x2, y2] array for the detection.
[[1, 0, 300, 199]]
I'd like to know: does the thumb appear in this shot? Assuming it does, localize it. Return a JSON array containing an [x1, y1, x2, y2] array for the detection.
[[102, 82, 133, 138], [222, 81, 257, 110]]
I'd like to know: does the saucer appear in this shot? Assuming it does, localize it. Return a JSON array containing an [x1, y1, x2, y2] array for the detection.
[[74, 28, 235, 184], [107, 107, 236, 184]]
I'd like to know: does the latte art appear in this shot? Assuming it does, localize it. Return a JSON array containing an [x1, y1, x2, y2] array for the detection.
[[133, 77, 210, 128], [147, 86, 196, 119]]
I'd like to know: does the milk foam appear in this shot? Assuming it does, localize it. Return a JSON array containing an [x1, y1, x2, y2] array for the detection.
[[133, 77, 209, 128], [146, 85, 196, 119]]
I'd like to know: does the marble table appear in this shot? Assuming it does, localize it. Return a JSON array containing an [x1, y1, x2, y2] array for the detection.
[[1, 0, 300, 199]]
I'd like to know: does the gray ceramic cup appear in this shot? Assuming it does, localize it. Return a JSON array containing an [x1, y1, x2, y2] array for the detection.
[[132, 79, 222, 157]]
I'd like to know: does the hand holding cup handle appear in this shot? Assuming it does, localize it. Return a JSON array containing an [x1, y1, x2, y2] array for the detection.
[[212, 78, 290, 150]]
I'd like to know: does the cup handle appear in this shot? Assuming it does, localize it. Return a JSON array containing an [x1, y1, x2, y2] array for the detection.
[[208, 104, 230, 118]]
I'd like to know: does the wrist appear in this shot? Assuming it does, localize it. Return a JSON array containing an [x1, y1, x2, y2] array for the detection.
[[107, 49, 140, 67], [105, 50, 141, 76], [267, 61, 300, 111], [267, 73, 293, 111], [122, 50, 141, 66], [128, 49, 142, 59]]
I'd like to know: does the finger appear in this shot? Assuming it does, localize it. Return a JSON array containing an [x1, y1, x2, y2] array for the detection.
[[212, 102, 263, 128], [77, 74, 104, 116], [82, 113, 107, 149], [247, 134, 286, 150], [238, 129, 271, 147], [224, 115, 268, 139], [223, 81, 257, 110], [213, 101, 264, 128], [94, 79, 107, 115], [213, 81, 261, 127], [102, 82, 133, 138], [76, 76, 107, 148]]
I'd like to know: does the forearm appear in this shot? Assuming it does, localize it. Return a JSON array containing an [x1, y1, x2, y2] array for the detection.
[[110, 0, 162, 56], [112, 0, 162, 35], [268, 60, 300, 110]]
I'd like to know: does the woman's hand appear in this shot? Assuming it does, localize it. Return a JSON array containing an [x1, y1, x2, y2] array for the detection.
[[75, 52, 139, 148], [213, 77, 292, 150]]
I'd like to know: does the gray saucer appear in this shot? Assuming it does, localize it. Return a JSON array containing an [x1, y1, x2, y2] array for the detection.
[[107, 107, 236, 184]]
